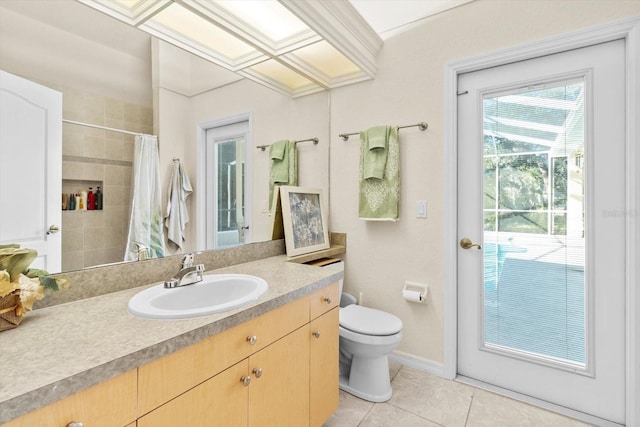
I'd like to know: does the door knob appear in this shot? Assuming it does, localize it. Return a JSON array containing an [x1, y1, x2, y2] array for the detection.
[[460, 238, 482, 250], [47, 225, 60, 235]]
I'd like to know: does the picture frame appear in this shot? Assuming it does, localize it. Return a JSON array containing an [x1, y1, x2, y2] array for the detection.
[[279, 186, 330, 257]]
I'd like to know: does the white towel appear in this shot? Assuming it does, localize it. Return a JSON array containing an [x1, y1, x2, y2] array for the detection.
[[165, 161, 193, 249], [125, 135, 166, 261]]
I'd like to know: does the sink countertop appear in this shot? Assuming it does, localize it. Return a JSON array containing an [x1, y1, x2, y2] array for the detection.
[[0, 255, 344, 424]]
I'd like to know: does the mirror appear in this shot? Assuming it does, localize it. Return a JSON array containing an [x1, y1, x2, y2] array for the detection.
[[0, 0, 330, 274]]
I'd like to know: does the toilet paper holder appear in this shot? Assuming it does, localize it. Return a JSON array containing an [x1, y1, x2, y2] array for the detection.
[[402, 281, 428, 304]]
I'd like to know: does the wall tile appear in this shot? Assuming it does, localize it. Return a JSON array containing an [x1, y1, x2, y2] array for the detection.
[[81, 163, 105, 181], [62, 211, 83, 231], [104, 164, 123, 185], [104, 138, 124, 161], [83, 228, 105, 250], [104, 226, 124, 250], [105, 205, 125, 228], [83, 249, 105, 268], [63, 125, 84, 156], [62, 229, 84, 253], [62, 250, 84, 272], [84, 135, 105, 158], [58, 84, 150, 269], [103, 185, 124, 207], [62, 161, 84, 180]]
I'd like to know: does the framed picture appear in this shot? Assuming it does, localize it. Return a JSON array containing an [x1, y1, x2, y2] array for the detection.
[[279, 186, 330, 257]]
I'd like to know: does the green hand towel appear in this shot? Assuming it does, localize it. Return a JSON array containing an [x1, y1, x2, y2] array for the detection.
[[359, 126, 400, 221], [269, 140, 297, 213], [269, 140, 290, 182], [361, 125, 390, 180], [270, 139, 286, 161]]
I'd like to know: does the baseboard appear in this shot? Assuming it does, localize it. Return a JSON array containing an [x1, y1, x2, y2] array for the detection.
[[389, 350, 445, 377]]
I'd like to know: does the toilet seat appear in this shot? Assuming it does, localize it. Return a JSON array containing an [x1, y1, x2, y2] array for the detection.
[[340, 304, 403, 336]]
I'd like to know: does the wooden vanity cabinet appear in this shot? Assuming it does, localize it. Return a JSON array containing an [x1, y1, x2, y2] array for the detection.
[[3, 282, 340, 427], [308, 282, 340, 427], [310, 307, 339, 426], [2, 369, 137, 427], [137, 360, 249, 427], [138, 282, 340, 427], [137, 295, 309, 416], [248, 324, 310, 427], [138, 325, 311, 427]]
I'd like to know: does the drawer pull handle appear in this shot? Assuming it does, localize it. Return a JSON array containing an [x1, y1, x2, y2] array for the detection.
[[323, 296, 332, 304], [67, 423, 84, 427], [246, 335, 258, 345], [241, 376, 252, 386], [252, 368, 263, 378], [312, 330, 321, 339]]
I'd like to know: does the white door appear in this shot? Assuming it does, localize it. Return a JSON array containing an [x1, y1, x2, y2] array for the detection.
[[204, 119, 251, 249], [0, 71, 62, 273], [457, 40, 626, 423]]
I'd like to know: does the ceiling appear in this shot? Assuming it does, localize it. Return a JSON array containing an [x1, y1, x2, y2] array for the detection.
[[1, 0, 474, 98], [350, 0, 474, 38]]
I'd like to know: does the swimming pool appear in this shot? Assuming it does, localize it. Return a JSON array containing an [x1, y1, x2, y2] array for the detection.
[[482, 241, 586, 364]]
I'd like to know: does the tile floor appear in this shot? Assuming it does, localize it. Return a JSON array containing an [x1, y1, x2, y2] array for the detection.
[[324, 362, 588, 427]]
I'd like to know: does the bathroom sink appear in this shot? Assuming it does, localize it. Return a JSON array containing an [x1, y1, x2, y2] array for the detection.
[[128, 274, 268, 319]]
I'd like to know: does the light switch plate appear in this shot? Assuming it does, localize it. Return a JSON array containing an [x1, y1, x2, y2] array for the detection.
[[417, 200, 427, 218]]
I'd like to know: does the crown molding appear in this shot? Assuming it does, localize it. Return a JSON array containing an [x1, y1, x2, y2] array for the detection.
[[278, 0, 383, 79], [77, 0, 384, 97]]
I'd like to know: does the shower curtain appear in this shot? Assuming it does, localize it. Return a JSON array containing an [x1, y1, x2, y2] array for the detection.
[[124, 134, 165, 261]]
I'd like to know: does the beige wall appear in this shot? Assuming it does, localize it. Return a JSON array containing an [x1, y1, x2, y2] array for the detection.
[[2, 0, 638, 367], [329, 0, 639, 365], [153, 37, 331, 252], [0, 5, 150, 106], [155, 87, 191, 256], [188, 80, 330, 244]]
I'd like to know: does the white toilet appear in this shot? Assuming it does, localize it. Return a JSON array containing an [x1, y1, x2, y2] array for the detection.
[[337, 277, 403, 403]]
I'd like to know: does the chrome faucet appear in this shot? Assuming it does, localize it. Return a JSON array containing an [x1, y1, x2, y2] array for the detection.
[[133, 242, 149, 261], [164, 253, 205, 288]]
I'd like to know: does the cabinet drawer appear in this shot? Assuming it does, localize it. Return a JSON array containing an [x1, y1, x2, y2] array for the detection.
[[309, 282, 339, 320], [3, 369, 137, 427], [138, 296, 309, 415]]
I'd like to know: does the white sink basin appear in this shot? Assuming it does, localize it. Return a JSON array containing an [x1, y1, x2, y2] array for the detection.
[[128, 274, 268, 319]]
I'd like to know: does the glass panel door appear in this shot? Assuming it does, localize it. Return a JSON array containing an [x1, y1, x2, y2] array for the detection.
[[205, 119, 250, 250], [215, 138, 246, 248], [482, 79, 587, 369], [457, 40, 626, 423]]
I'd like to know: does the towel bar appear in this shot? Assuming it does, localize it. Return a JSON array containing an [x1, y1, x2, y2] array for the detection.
[[339, 122, 428, 141], [257, 137, 319, 151]]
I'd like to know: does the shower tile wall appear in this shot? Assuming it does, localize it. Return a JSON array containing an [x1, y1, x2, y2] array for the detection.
[[57, 86, 153, 271]]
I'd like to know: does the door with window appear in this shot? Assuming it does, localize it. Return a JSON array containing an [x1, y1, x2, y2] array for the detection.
[[457, 40, 626, 423], [205, 119, 251, 249]]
